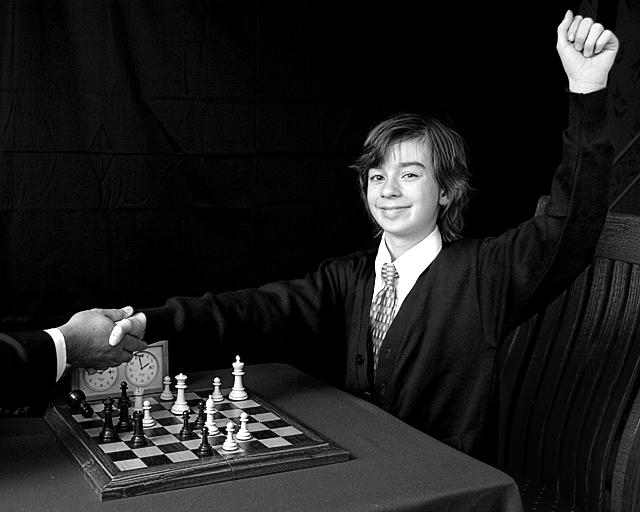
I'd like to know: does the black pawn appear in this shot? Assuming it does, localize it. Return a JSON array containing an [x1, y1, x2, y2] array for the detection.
[[116, 391, 133, 432], [98, 397, 119, 443], [197, 426, 214, 456], [67, 389, 94, 418], [177, 410, 196, 440], [193, 399, 206, 430], [130, 411, 147, 447]]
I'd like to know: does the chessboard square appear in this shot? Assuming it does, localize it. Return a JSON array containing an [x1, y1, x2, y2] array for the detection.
[[259, 437, 292, 448], [242, 405, 268, 416], [207, 436, 225, 448], [149, 434, 180, 445], [252, 412, 280, 423], [180, 438, 202, 450], [283, 433, 310, 445], [144, 426, 168, 437], [100, 441, 130, 453], [77, 418, 103, 429], [139, 454, 174, 467], [164, 424, 183, 434], [246, 422, 269, 433], [115, 458, 147, 471], [85, 427, 103, 437], [132, 445, 164, 458], [231, 399, 260, 408], [272, 426, 303, 437], [157, 442, 190, 454], [220, 408, 243, 419], [214, 402, 236, 412], [237, 439, 264, 451], [108, 449, 137, 462], [262, 419, 289, 430], [156, 414, 181, 425], [166, 450, 199, 463], [250, 429, 279, 440], [183, 392, 200, 401]]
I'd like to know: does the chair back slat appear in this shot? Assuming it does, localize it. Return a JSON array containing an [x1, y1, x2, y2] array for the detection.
[[499, 213, 640, 512]]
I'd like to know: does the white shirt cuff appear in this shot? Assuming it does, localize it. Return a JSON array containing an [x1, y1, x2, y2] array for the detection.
[[44, 328, 68, 382]]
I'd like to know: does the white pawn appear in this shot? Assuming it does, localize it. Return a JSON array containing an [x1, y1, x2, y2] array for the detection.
[[171, 373, 190, 415], [160, 376, 174, 401], [236, 412, 251, 441], [142, 400, 156, 428], [228, 356, 248, 401], [211, 377, 224, 402], [222, 421, 238, 451], [133, 387, 144, 412], [204, 396, 219, 435]]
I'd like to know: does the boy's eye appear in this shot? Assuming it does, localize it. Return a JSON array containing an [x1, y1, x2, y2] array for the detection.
[[369, 174, 383, 182]]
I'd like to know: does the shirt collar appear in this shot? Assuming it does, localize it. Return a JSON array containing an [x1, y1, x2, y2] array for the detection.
[[374, 226, 443, 288]]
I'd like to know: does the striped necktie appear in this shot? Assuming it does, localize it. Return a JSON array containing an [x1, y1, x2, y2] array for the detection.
[[370, 262, 399, 371]]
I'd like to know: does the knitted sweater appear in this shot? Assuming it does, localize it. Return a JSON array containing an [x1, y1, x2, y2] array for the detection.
[[143, 90, 613, 462]]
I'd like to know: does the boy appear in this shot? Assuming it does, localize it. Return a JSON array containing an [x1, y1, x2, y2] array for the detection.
[[109, 11, 618, 463]]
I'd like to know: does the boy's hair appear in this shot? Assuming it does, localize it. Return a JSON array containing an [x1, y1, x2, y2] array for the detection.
[[350, 113, 471, 243]]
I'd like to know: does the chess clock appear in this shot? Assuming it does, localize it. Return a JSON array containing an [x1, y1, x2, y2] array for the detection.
[[71, 340, 169, 401]]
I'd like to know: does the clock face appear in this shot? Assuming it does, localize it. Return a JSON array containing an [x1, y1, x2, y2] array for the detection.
[[82, 367, 118, 392], [71, 340, 168, 401], [125, 350, 160, 387]]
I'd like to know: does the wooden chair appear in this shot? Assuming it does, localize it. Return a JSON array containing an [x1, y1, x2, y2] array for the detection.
[[498, 209, 640, 512]]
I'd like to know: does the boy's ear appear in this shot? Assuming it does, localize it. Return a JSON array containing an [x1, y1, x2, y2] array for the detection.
[[438, 190, 450, 206]]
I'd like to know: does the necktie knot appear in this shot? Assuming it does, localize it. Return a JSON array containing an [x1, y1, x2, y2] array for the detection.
[[381, 263, 398, 286]]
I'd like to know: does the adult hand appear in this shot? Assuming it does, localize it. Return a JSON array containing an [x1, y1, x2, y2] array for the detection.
[[109, 312, 147, 347], [59, 307, 148, 369], [557, 10, 619, 93]]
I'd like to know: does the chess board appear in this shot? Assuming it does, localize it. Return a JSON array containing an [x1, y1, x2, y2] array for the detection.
[[44, 387, 350, 501]]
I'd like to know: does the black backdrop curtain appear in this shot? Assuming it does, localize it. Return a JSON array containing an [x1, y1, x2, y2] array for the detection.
[[0, 1, 573, 372]]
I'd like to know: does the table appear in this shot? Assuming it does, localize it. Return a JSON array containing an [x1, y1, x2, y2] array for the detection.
[[0, 363, 523, 511]]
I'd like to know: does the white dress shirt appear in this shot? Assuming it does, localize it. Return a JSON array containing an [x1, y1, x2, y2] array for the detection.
[[372, 226, 443, 312], [44, 327, 68, 381]]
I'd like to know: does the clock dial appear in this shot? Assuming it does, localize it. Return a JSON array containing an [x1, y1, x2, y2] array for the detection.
[[82, 368, 118, 392], [125, 351, 160, 387]]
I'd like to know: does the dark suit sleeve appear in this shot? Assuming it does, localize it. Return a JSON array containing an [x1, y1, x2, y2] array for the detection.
[[0, 330, 57, 417]]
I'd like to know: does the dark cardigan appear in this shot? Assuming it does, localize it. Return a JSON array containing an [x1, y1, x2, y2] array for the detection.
[[143, 90, 613, 462]]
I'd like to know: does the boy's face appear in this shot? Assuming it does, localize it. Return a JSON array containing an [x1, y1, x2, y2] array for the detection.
[[367, 139, 449, 247]]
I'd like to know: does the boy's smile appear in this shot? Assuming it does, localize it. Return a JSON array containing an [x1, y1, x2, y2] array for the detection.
[[367, 139, 449, 254]]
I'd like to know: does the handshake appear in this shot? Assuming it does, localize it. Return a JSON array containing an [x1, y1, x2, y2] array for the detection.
[[58, 307, 148, 370]]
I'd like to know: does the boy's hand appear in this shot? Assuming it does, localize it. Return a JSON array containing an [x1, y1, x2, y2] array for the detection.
[[557, 10, 619, 93]]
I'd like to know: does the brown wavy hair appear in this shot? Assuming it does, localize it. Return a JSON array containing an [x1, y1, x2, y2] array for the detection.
[[351, 113, 471, 243]]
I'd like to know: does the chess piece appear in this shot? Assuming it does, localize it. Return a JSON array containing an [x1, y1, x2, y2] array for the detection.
[[197, 426, 214, 456], [204, 397, 220, 435], [142, 400, 156, 428], [211, 377, 224, 402], [66, 389, 94, 418], [116, 391, 133, 432], [177, 410, 196, 441], [171, 373, 190, 415], [228, 356, 248, 401], [133, 387, 144, 413], [160, 376, 173, 401], [130, 411, 148, 447], [193, 399, 206, 430], [98, 397, 119, 443], [118, 382, 130, 409], [236, 412, 251, 441], [222, 421, 238, 451]]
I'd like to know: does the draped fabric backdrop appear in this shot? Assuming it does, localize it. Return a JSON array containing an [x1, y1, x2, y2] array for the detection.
[[2, 1, 621, 372]]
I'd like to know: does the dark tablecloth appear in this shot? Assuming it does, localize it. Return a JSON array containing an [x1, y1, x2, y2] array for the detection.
[[0, 363, 523, 511]]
